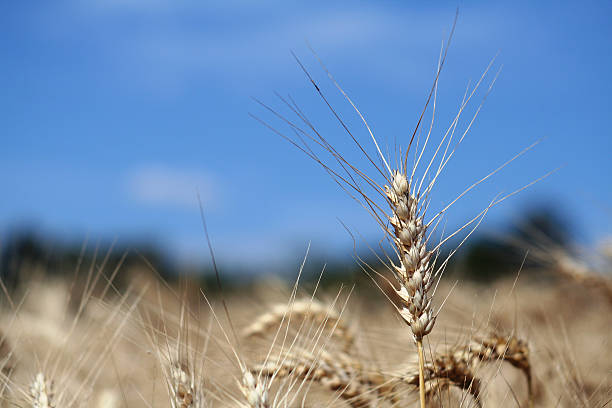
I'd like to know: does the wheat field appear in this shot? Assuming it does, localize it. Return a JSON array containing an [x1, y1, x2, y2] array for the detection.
[[0, 249, 611, 408], [2, 15, 611, 408]]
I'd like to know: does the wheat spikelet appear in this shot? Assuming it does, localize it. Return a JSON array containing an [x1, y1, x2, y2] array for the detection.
[[239, 370, 269, 408], [168, 362, 203, 408], [151, 325, 207, 408], [242, 299, 355, 352], [141, 285, 208, 408], [29, 372, 55, 408]]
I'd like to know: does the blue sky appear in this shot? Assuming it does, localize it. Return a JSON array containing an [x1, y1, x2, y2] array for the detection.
[[1, 1, 611, 270]]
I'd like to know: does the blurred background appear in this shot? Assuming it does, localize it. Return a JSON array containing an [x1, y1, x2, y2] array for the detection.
[[1, 0, 611, 286]]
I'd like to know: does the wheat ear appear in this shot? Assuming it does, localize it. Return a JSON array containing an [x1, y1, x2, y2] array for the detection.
[[239, 371, 269, 408], [168, 362, 203, 408], [384, 169, 438, 408], [554, 250, 612, 305], [403, 350, 482, 407], [253, 348, 397, 408], [29, 372, 55, 408], [469, 333, 533, 406], [401, 333, 532, 407], [242, 299, 355, 352]]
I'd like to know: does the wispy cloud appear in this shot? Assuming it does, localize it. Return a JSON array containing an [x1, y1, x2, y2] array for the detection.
[[62, 1, 481, 91], [125, 165, 218, 209]]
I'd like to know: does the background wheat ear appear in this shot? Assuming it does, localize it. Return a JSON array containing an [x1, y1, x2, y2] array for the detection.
[[252, 346, 397, 408], [239, 370, 270, 408], [508, 224, 612, 305], [245, 292, 404, 408], [553, 250, 612, 305], [141, 288, 209, 408], [469, 333, 532, 402], [29, 372, 55, 408], [242, 298, 356, 353]]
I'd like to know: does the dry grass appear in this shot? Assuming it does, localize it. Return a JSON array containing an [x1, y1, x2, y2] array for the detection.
[[0, 264, 610, 407]]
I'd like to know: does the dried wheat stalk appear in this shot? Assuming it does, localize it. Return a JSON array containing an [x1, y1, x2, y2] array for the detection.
[[257, 23, 492, 407]]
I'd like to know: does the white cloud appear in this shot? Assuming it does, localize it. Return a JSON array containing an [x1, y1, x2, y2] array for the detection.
[[125, 165, 218, 209]]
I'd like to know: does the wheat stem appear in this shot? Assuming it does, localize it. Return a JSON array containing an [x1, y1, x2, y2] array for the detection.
[[417, 339, 427, 408]]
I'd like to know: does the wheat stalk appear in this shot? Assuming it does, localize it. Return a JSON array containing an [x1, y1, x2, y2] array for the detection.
[[251, 10, 533, 405]]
